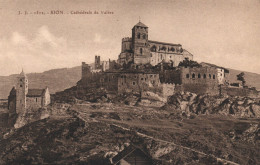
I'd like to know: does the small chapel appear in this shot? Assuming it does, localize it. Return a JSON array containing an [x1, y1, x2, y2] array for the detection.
[[8, 70, 51, 114]]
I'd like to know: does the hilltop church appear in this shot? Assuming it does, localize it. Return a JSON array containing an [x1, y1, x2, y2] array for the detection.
[[118, 21, 193, 66], [8, 70, 51, 114]]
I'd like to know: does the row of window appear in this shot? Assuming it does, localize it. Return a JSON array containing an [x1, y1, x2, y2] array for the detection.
[[150, 45, 183, 53], [121, 80, 156, 86], [120, 74, 156, 79], [150, 53, 174, 59], [186, 73, 216, 79]]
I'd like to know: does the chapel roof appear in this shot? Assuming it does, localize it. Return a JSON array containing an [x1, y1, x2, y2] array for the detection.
[[26, 89, 45, 97]]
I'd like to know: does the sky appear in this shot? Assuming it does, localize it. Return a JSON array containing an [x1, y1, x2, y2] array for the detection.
[[0, 0, 259, 76]]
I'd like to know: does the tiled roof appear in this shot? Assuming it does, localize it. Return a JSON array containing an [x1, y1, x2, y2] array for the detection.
[[200, 62, 229, 73], [26, 89, 45, 97], [134, 22, 148, 28], [112, 144, 151, 164], [149, 40, 181, 46]]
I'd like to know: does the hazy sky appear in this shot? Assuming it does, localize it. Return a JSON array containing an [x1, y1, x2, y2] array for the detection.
[[0, 0, 259, 76]]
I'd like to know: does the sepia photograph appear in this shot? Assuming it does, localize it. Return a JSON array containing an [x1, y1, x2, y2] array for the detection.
[[0, 0, 259, 164]]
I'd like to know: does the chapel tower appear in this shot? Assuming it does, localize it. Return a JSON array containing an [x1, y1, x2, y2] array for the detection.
[[15, 70, 28, 114]]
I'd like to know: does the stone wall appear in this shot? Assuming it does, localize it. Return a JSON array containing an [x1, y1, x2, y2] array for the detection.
[[221, 86, 259, 98], [26, 96, 42, 109], [180, 67, 219, 95]]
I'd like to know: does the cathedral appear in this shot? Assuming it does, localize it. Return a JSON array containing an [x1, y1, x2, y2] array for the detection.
[[8, 70, 51, 114], [118, 21, 193, 66]]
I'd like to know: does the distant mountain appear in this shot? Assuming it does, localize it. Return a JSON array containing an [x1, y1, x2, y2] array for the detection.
[[0, 65, 259, 99], [0, 66, 81, 99]]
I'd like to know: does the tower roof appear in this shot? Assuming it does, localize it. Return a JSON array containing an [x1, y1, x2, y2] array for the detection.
[[134, 21, 148, 28], [19, 69, 27, 77]]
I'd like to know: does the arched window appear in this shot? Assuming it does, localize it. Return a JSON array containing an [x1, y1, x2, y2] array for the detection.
[[143, 34, 146, 39], [137, 33, 140, 39], [192, 73, 195, 79], [186, 74, 190, 78], [198, 74, 201, 78], [140, 48, 143, 55], [209, 74, 211, 79], [171, 47, 175, 52], [213, 75, 215, 79], [151, 45, 156, 52], [203, 74, 206, 79]]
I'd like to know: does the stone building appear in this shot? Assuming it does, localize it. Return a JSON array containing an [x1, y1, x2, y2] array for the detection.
[[8, 70, 51, 114], [118, 22, 193, 66], [201, 62, 229, 85]]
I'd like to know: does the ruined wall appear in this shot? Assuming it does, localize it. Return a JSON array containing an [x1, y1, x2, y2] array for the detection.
[[8, 88, 16, 114], [42, 88, 51, 106], [118, 73, 160, 94], [160, 69, 182, 84], [180, 67, 219, 95], [100, 72, 119, 93], [121, 37, 132, 53], [161, 83, 175, 97], [221, 86, 259, 98]]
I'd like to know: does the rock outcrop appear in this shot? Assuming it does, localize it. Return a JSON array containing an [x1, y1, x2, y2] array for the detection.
[[163, 92, 260, 118]]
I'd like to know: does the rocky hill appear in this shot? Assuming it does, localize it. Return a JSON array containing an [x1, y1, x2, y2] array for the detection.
[[0, 66, 81, 99], [0, 100, 259, 164]]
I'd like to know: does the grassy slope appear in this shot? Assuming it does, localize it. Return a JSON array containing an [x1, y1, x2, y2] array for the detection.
[[227, 68, 260, 89]]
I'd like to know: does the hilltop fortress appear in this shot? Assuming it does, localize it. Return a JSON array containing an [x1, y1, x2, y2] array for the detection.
[[78, 22, 259, 99]]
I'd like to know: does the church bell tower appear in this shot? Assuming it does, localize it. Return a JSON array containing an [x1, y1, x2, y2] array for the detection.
[[132, 21, 150, 64], [16, 70, 28, 114]]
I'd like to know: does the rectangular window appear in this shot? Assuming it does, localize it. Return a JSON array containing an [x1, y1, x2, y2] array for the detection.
[[133, 82, 136, 85], [36, 98, 37, 102]]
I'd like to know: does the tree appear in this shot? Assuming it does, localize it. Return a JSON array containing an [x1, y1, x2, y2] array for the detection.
[[178, 59, 201, 68], [237, 72, 246, 87]]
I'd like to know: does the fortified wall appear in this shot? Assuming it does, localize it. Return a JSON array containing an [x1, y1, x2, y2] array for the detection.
[[221, 86, 259, 98]]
